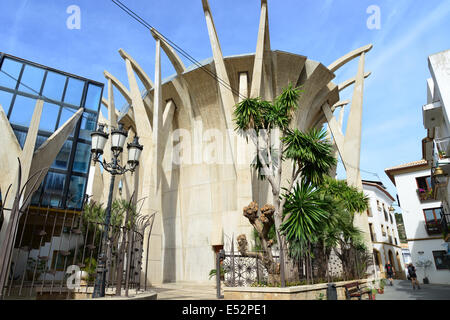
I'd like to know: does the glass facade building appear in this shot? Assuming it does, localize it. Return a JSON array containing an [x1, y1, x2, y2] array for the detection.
[[0, 52, 103, 210]]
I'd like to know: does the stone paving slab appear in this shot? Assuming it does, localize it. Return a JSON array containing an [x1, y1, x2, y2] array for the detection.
[[377, 280, 450, 300], [149, 282, 219, 300]]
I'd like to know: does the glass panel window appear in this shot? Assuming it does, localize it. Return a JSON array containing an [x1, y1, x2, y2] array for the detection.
[[434, 208, 442, 220], [64, 77, 85, 106], [42, 71, 66, 101], [0, 57, 23, 89], [30, 179, 45, 206], [0, 90, 13, 115], [424, 209, 435, 222], [39, 102, 60, 132], [58, 107, 79, 137], [9, 95, 37, 127], [41, 172, 66, 207], [432, 251, 450, 270], [13, 129, 27, 149], [79, 112, 97, 141], [18, 64, 45, 94], [67, 176, 87, 209], [416, 176, 431, 191], [51, 140, 72, 170], [72, 142, 91, 174], [84, 83, 102, 111], [34, 135, 47, 151]]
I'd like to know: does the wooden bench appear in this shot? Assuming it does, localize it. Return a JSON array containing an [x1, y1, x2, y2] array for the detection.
[[343, 282, 372, 300]]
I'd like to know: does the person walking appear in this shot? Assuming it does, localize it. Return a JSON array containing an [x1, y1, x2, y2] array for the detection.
[[385, 261, 395, 286], [407, 262, 421, 290]]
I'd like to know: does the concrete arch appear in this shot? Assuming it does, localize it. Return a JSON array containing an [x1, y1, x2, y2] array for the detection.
[[103, 70, 132, 105], [328, 44, 373, 73]]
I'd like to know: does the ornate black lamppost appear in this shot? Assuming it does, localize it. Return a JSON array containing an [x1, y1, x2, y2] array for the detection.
[[90, 123, 143, 298]]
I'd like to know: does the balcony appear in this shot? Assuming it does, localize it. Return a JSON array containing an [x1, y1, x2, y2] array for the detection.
[[417, 188, 435, 202], [422, 101, 443, 130], [433, 137, 450, 176], [425, 220, 442, 235], [441, 212, 450, 241]]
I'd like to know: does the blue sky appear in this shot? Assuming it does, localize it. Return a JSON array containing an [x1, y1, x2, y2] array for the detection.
[[1, 0, 450, 203]]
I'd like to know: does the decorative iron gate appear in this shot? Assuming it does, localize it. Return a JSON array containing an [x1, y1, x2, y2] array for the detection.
[[0, 200, 155, 299]]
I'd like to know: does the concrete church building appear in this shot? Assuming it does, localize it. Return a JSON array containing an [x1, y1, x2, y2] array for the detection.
[[88, 0, 374, 284]]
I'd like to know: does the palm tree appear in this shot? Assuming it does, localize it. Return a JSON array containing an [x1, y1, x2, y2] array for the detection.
[[234, 84, 336, 283], [314, 177, 370, 280], [280, 180, 329, 283]]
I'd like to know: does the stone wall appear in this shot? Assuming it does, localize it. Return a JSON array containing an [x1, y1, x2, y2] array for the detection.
[[223, 279, 371, 300]]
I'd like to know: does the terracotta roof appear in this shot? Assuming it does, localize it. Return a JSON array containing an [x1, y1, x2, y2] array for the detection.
[[384, 159, 430, 185]]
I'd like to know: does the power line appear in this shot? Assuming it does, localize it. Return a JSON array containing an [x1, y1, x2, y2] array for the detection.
[[110, 0, 247, 101]]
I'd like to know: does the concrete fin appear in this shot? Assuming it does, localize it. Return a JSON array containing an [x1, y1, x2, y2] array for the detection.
[[104, 70, 132, 104], [119, 48, 154, 91], [328, 44, 372, 73]]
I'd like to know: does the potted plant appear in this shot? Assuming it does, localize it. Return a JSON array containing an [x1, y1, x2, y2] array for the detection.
[[438, 150, 446, 159], [209, 266, 226, 288], [371, 288, 377, 300], [377, 279, 385, 294]]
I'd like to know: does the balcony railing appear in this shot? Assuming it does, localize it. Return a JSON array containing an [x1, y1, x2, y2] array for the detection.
[[433, 137, 450, 168], [417, 188, 435, 202], [425, 220, 442, 235]]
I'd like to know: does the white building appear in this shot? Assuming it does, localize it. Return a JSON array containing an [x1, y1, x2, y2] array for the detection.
[[422, 49, 450, 247], [362, 180, 405, 279], [386, 161, 450, 284]]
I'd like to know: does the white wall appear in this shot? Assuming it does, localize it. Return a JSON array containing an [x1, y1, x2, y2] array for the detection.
[[393, 168, 450, 284], [363, 183, 405, 276]]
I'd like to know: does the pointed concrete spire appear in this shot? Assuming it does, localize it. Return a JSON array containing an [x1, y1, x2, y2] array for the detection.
[[343, 52, 366, 190], [250, 0, 273, 99], [153, 38, 163, 192], [201, 0, 236, 115]]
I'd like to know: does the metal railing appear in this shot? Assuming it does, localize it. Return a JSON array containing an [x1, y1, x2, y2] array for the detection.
[[1, 201, 152, 299], [433, 137, 450, 168], [425, 220, 442, 235], [417, 189, 435, 202], [440, 213, 450, 239]]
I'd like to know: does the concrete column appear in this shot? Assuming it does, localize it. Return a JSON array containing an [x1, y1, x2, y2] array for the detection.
[[124, 56, 162, 284]]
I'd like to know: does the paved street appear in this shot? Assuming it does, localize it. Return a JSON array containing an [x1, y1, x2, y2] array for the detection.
[[150, 282, 218, 300], [151, 280, 450, 300], [377, 279, 450, 300]]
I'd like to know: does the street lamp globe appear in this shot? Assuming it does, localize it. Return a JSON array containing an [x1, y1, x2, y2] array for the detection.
[[110, 123, 128, 153], [90, 123, 109, 158], [127, 136, 144, 170]]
